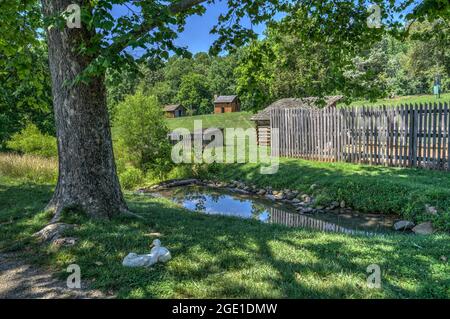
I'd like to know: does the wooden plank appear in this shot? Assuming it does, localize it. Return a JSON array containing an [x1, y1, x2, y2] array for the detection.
[[358, 107, 363, 164], [388, 107, 394, 166], [295, 109, 299, 157], [432, 102, 438, 168], [417, 103, 423, 167], [314, 110, 318, 160], [369, 107, 374, 165], [437, 102, 443, 168], [393, 105, 399, 166], [324, 108, 328, 161], [405, 104, 411, 167], [383, 106, 387, 165], [350, 107, 358, 163], [411, 104, 418, 167], [337, 109, 342, 161], [382, 105, 387, 165], [446, 102, 450, 171], [443, 102, 448, 170], [362, 106, 367, 164], [339, 109, 344, 162], [318, 110, 321, 160], [423, 103, 431, 168], [375, 107, 380, 165], [288, 108, 292, 158], [302, 109, 305, 158], [398, 105, 403, 167]]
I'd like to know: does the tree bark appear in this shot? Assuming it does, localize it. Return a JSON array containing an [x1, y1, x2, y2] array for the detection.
[[42, 0, 128, 219]]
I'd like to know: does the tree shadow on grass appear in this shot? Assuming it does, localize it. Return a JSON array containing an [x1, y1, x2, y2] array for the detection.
[[1, 180, 448, 298], [0, 182, 53, 252], [59, 196, 449, 298]]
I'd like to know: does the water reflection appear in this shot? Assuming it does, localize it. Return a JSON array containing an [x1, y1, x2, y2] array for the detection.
[[154, 186, 395, 235]]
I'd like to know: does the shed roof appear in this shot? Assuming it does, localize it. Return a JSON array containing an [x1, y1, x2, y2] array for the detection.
[[250, 96, 343, 121], [214, 95, 238, 103], [164, 104, 182, 112]]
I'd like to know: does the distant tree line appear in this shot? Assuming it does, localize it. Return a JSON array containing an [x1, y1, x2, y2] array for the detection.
[[1, 16, 449, 148], [106, 19, 449, 115]]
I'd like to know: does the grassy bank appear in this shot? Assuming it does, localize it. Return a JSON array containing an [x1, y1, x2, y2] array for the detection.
[[0, 176, 449, 298], [339, 93, 450, 108], [167, 112, 254, 132], [206, 158, 450, 230], [1, 151, 449, 230]]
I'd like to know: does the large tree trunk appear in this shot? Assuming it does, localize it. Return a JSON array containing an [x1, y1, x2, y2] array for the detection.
[[42, 0, 128, 219]]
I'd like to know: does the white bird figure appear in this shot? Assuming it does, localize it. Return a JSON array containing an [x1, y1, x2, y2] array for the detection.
[[122, 252, 157, 267], [150, 239, 172, 263], [122, 239, 171, 267]]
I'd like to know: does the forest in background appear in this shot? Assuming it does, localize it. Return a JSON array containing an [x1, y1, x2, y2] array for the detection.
[[1, 12, 449, 148]]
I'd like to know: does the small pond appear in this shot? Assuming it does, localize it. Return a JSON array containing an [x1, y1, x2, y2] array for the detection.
[[152, 186, 397, 236]]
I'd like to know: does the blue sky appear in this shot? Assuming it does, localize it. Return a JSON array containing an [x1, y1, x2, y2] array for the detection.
[[172, 1, 271, 53], [112, 1, 278, 55], [111, 1, 415, 56]]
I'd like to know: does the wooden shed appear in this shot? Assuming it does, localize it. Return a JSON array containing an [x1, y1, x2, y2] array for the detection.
[[214, 95, 240, 114], [251, 96, 343, 147], [164, 104, 185, 118]]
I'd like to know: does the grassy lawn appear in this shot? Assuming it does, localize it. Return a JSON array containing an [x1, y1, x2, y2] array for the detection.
[[1, 151, 450, 230], [339, 93, 450, 108], [167, 112, 254, 132], [0, 176, 449, 298], [0, 178, 450, 298]]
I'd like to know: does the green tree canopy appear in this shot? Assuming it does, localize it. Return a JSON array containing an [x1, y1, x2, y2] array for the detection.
[[177, 72, 212, 114]]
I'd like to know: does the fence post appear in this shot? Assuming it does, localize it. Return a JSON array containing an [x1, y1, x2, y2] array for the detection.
[[446, 102, 450, 171], [409, 104, 418, 167]]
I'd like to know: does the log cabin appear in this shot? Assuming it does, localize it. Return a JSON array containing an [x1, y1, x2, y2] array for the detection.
[[214, 95, 240, 114], [251, 96, 343, 147], [164, 104, 185, 118]]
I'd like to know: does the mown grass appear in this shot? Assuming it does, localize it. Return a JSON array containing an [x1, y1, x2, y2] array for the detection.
[[0, 176, 448, 298], [167, 111, 254, 132], [339, 93, 450, 108]]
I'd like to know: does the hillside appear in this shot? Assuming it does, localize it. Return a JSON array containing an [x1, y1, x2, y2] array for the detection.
[[339, 93, 450, 108], [166, 112, 255, 132]]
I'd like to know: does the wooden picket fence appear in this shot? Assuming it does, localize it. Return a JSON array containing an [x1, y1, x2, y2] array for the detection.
[[270, 102, 450, 170]]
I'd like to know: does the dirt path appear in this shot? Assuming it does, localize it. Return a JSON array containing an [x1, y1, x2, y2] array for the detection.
[[0, 253, 109, 299]]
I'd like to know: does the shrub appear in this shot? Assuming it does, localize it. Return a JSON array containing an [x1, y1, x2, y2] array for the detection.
[[6, 123, 57, 158], [113, 91, 172, 174]]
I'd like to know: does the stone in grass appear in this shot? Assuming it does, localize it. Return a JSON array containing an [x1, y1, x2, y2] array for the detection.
[[52, 237, 78, 247], [274, 192, 285, 200], [33, 223, 75, 242], [329, 201, 339, 209], [412, 222, 434, 235], [301, 194, 312, 203], [257, 189, 266, 196], [393, 220, 415, 231], [285, 192, 297, 200], [425, 204, 438, 216], [300, 207, 314, 214]]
